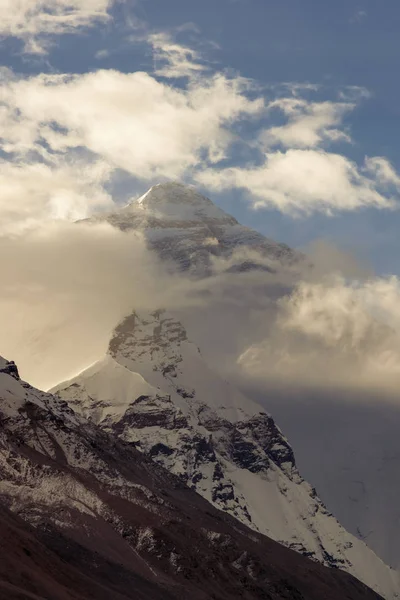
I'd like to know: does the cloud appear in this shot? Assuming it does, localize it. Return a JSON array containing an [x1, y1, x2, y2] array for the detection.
[[149, 32, 208, 78], [0, 217, 288, 390], [0, 0, 119, 54], [350, 10, 367, 24], [238, 273, 400, 394], [0, 157, 113, 233], [0, 221, 194, 388], [365, 157, 400, 189], [196, 149, 396, 215], [11, 70, 262, 177], [0, 66, 263, 231], [190, 80, 400, 216], [262, 98, 353, 149], [0, 25, 399, 226], [1, 211, 399, 402]]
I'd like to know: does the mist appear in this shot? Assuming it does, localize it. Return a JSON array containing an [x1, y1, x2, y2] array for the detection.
[[0, 221, 191, 388], [2, 216, 400, 403]]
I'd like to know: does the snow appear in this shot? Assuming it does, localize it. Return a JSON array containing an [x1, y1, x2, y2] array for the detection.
[[52, 312, 400, 600], [90, 182, 398, 580], [258, 390, 400, 572], [134, 182, 235, 224], [89, 182, 296, 278], [52, 355, 159, 424]]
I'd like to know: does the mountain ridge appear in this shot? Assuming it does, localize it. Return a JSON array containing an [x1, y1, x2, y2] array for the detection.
[[53, 309, 400, 599], [84, 182, 298, 275], [0, 356, 385, 600]]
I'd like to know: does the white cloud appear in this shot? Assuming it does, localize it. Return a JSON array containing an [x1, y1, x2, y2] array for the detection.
[[0, 0, 118, 54], [193, 79, 400, 215], [150, 32, 208, 78], [238, 274, 400, 393], [262, 98, 353, 149], [1, 70, 264, 172], [365, 157, 400, 189], [0, 158, 113, 233], [0, 66, 264, 230], [197, 149, 396, 215], [0, 25, 398, 224]]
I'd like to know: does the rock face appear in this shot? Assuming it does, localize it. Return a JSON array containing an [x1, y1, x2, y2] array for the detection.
[[54, 310, 400, 600], [0, 358, 19, 379], [0, 356, 384, 600], [86, 182, 299, 275]]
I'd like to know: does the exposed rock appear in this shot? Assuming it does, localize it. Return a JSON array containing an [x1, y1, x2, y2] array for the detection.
[[0, 359, 19, 380]]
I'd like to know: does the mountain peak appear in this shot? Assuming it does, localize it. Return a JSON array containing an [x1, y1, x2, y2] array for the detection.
[[131, 181, 238, 224], [138, 182, 213, 206], [90, 181, 297, 275]]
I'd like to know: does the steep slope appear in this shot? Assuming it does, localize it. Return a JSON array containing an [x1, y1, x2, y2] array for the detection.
[[86, 181, 298, 275], [53, 312, 400, 600], [0, 357, 384, 600], [252, 386, 400, 572]]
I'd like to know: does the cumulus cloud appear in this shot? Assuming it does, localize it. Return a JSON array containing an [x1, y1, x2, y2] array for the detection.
[[192, 80, 400, 215], [0, 19, 399, 227], [238, 273, 400, 394], [0, 65, 263, 231], [5, 70, 262, 177], [0, 158, 113, 233], [0, 0, 118, 54], [262, 98, 353, 149], [197, 149, 396, 215]]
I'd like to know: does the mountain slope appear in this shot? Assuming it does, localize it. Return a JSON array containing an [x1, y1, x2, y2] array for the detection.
[[86, 181, 298, 275], [0, 356, 385, 600], [53, 311, 400, 600], [253, 386, 400, 572]]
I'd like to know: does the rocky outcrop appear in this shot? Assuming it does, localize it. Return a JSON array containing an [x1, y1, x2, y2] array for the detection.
[[0, 359, 19, 380]]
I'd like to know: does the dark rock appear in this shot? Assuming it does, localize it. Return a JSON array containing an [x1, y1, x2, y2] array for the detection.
[[149, 443, 174, 457], [0, 360, 20, 380]]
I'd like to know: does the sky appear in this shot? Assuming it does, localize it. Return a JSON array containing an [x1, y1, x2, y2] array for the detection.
[[3, 0, 400, 394], [1, 0, 400, 274]]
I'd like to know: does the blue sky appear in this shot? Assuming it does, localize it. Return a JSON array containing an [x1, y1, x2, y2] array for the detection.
[[2, 0, 400, 274]]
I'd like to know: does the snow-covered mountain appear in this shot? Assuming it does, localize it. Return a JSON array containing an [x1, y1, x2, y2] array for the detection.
[[0, 356, 383, 600], [86, 181, 299, 275], [256, 386, 400, 573], [53, 310, 400, 599], [65, 181, 400, 598]]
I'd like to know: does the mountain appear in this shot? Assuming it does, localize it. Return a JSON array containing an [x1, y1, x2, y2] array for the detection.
[[85, 181, 299, 275], [53, 309, 400, 599], [66, 181, 400, 598], [0, 356, 384, 600], [255, 385, 400, 572]]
